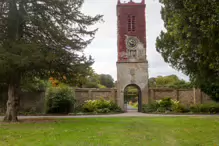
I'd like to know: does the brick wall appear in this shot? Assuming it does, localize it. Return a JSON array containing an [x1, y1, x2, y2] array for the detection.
[[0, 88, 214, 113], [75, 88, 117, 107], [0, 91, 45, 113], [149, 88, 214, 105]]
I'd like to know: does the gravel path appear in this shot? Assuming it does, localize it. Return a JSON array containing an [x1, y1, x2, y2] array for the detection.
[[1, 111, 219, 121]]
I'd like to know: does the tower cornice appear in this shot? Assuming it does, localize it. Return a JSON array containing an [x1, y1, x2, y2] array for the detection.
[[117, 0, 145, 5]]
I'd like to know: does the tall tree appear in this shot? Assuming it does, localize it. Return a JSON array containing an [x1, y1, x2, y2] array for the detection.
[[156, 0, 219, 101], [99, 74, 114, 88], [149, 75, 192, 89], [0, 0, 103, 122]]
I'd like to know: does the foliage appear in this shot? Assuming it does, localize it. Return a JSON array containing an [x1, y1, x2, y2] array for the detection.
[[45, 85, 75, 114], [133, 102, 138, 108], [190, 103, 219, 114], [21, 77, 49, 92], [0, 0, 102, 121], [124, 86, 139, 103], [99, 74, 115, 88], [157, 97, 172, 110], [142, 102, 159, 113], [0, 0, 103, 84], [75, 68, 98, 88], [143, 98, 219, 114], [129, 101, 138, 109], [97, 84, 107, 89], [149, 75, 192, 89], [142, 97, 187, 113], [82, 73, 113, 88], [82, 99, 122, 113], [156, 0, 219, 100]]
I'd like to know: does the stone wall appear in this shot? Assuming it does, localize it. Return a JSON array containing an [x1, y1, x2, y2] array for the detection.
[[0, 88, 214, 113], [0, 91, 45, 113], [19, 91, 45, 113], [149, 88, 213, 105], [75, 88, 117, 107]]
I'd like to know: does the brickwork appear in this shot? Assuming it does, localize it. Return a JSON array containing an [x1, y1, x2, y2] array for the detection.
[[116, 0, 149, 111], [0, 88, 214, 113]]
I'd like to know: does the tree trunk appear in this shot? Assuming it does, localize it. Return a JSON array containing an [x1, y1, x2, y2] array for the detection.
[[3, 84, 20, 122]]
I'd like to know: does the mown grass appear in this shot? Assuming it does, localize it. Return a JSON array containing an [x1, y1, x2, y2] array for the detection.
[[0, 116, 219, 146]]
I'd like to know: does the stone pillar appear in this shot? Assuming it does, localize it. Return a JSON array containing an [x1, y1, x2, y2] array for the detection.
[[193, 88, 202, 104], [88, 89, 92, 99], [116, 84, 125, 110], [111, 89, 117, 103], [151, 89, 156, 101], [193, 88, 201, 104], [175, 89, 179, 101]]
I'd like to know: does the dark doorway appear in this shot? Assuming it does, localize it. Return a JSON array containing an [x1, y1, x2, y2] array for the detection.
[[124, 84, 142, 112]]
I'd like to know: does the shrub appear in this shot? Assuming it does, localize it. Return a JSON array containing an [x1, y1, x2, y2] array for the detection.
[[190, 103, 219, 114], [143, 98, 219, 114], [171, 103, 189, 113], [158, 97, 172, 110], [45, 85, 75, 114], [143, 97, 188, 113], [133, 102, 138, 108], [142, 102, 159, 113], [82, 99, 121, 113]]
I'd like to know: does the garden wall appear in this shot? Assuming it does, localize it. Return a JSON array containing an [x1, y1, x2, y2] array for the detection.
[[0, 91, 45, 114], [149, 88, 214, 105], [0, 88, 214, 113], [74, 88, 117, 107]]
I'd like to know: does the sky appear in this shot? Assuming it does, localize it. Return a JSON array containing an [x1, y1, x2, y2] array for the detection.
[[82, 0, 189, 81]]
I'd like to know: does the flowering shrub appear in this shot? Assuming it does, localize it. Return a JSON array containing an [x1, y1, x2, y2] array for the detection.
[[143, 97, 187, 113], [83, 99, 122, 113]]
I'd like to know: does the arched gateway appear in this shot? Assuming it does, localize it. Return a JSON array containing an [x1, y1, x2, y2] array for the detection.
[[116, 0, 149, 112]]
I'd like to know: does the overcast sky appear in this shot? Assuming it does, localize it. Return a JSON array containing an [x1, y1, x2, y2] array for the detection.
[[82, 0, 189, 81]]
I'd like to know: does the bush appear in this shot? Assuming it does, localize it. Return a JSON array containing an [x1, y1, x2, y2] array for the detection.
[[190, 103, 219, 114], [172, 103, 189, 113], [142, 102, 159, 113], [45, 85, 75, 114], [158, 97, 172, 110], [82, 99, 121, 113], [133, 102, 138, 108], [142, 97, 219, 114], [142, 97, 188, 113]]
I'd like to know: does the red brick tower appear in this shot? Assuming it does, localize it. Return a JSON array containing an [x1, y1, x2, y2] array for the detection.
[[116, 0, 148, 112], [117, 0, 146, 62]]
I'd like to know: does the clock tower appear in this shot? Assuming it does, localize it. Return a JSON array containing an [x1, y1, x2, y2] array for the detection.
[[116, 0, 149, 112]]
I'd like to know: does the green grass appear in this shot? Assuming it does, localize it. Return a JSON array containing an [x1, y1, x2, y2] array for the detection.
[[1, 117, 219, 146]]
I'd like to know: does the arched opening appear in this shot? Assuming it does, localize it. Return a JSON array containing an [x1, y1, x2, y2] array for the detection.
[[124, 84, 142, 112]]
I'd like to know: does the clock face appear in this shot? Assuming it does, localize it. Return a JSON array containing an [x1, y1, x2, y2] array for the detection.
[[127, 37, 138, 48]]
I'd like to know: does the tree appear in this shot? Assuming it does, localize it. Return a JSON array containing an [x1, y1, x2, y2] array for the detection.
[[0, 0, 103, 122], [156, 0, 219, 101], [80, 71, 108, 89], [99, 74, 114, 88], [82, 72, 102, 88], [149, 75, 192, 89]]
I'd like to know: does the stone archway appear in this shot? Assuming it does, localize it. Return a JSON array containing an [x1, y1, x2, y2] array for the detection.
[[124, 84, 142, 112]]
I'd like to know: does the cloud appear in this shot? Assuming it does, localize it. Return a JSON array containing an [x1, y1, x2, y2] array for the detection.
[[83, 0, 189, 81]]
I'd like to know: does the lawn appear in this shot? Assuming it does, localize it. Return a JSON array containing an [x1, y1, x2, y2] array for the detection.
[[0, 117, 219, 146]]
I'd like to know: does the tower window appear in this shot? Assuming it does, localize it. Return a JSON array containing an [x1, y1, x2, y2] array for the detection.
[[128, 15, 132, 31], [132, 16, 136, 31], [128, 15, 136, 32]]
